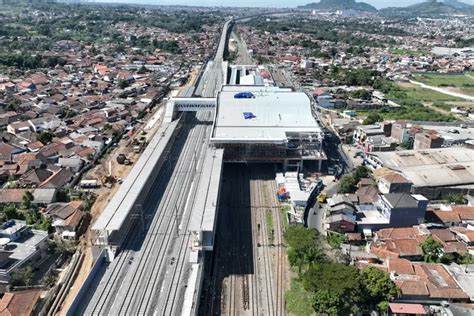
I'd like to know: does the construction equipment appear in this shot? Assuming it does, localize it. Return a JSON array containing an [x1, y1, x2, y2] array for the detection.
[[117, 153, 127, 165], [317, 192, 327, 204]]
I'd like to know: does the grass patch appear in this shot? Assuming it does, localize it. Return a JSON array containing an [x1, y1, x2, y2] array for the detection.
[[266, 210, 274, 244], [398, 85, 463, 102], [431, 101, 453, 111], [414, 73, 474, 88], [356, 105, 456, 122], [389, 48, 426, 56], [281, 206, 290, 230], [285, 279, 316, 316]]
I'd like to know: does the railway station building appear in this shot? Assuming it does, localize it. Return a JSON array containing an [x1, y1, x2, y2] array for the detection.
[[210, 85, 326, 171]]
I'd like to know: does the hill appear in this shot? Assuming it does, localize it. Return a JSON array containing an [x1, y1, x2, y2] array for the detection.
[[299, 0, 377, 12], [442, 0, 474, 9], [381, 0, 474, 16]]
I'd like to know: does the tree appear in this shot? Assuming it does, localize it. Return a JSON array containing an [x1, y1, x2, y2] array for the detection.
[[303, 263, 364, 314], [284, 226, 325, 274], [363, 112, 383, 125], [118, 79, 129, 89], [420, 235, 443, 263], [21, 191, 34, 210], [339, 175, 356, 193], [313, 289, 341, 315], [361, 267, 399, 310], [11, 266, 33, 286], [351, 89, 371, 100], [352, 165, 369, 182], [447, 194, 465, 204], [2, 204, 22, 220], [38, 131, 53, 144]]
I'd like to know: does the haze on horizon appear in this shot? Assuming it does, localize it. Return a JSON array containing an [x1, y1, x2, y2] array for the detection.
[[86, 0, 474, 9]]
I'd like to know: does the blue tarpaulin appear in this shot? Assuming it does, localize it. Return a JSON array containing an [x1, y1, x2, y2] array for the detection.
[[243, 112, 256, 119], [234, 92, 255, 99]]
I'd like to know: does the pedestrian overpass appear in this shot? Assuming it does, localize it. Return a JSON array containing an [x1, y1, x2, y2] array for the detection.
[[164, 97, 216, 122]]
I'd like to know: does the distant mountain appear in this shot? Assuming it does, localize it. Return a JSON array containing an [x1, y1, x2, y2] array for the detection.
[[381, 0, 474, 16], [442, 0, 474, 9], [299, 0, 377, 12]]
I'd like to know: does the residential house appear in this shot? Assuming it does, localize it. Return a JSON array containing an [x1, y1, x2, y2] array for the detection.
[[6, 122, 32, 135], [356, 194, 428, 233], [391, 121, 411, 144], [0, 289, 41, 315], [0, 221, 48, 285], [413, 131, 444, 150], [364, 135, 397, 152], [355, 185, 379, 204], [28, 115, 63, 133], [0, 112, 20, 129], [39, 168, 74, 189], [0, 188, 56, 205], [44, 201, 83, 239], [378, 173, 413, 194], [0, 143, 25, 163], [426, 206, 474, 227], [389, 261, 470, 304], [450, 226, 474, 253], [388, 303, 427, 315], [326, 214, 357, 233], [372, 226, 428, 260], [18, 168, 53, 187], [57, 158, 84, 173], [353, 124, 385, 146]]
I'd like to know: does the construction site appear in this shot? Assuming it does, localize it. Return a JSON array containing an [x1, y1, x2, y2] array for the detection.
[[210, 85, 326, 172]]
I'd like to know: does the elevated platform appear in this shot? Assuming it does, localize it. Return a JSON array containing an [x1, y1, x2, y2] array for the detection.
[[91, 119, 180, 250], [189, 147, 224, 251]]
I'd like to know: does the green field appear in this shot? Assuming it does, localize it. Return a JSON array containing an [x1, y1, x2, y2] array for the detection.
[[389, 48, 427, 56], [414, 73, 474, 87], [398, 85, 463, 102]]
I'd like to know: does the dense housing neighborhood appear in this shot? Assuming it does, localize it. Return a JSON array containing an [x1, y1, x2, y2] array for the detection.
[[0, 0, 473, 315]]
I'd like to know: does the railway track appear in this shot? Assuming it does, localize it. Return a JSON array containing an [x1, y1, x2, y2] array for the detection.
[[202, 164, 287, 316], [266, 178, 286, 316], [84, 111, 212, 315], [255, 178, 276, 316], [86, 115, 194, 315]]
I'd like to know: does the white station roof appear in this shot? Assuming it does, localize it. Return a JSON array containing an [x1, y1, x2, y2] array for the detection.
[[211, 86, 321, 144]]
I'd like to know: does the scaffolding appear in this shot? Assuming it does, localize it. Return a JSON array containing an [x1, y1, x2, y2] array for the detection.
[[220, 131, 325, 170]]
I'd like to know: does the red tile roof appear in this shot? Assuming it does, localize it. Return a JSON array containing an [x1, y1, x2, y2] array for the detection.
[[376, 227, 424, 240], [0, 289, 41, 316], [388, 258, 415, 275], [391, 263, 469, 300], [389, 303, 427, 315]]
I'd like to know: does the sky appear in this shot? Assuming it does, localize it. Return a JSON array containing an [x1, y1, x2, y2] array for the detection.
[[90, 0, 474, 9]]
